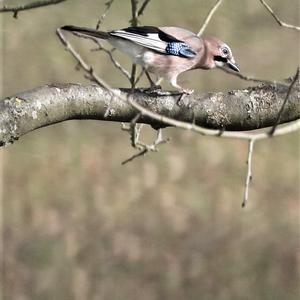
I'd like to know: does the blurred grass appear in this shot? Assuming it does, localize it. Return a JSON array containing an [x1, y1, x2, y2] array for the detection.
[[1, 0, 300, 299]]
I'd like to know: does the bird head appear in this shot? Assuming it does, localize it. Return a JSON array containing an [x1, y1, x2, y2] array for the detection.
[[203, 37, 239, 72]]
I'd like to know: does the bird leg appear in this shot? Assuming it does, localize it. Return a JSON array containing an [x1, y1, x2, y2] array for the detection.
[[145, 71, 162, 90], [170, 77, 194, 95], [155, 77, 164, 86], [169, 77, 194, 106]]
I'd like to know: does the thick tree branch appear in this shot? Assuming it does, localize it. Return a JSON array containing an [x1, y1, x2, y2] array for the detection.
[[0, 73, 299, 146]]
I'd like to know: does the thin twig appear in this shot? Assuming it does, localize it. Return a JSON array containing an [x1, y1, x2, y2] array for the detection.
[[130, 114, 143, 148], [0, 0, 67, 18], [131, 123, 144, 149], [134, 69, 146, 86], [259, 0, 300, 31], [269, 68, 300, 135], [122, 128, 170, 165], [56, 28, 108, 89], [69, 31, 131, 82], [220, 67, 289, 87], [138, 0, 151, 17], [130, 64, 137, 89], [121, 115, 170, 165], [122, 148, 148, 164], [96, 0, 114, 30], [93, 45, 131, 80], [130, 0, 139, 88], [130, 0, 139, 26], [197, 0, 223, 36], [242, 139, 255, 207]]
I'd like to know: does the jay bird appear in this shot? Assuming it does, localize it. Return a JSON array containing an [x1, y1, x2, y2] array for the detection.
[[61, 25, 240, 94]]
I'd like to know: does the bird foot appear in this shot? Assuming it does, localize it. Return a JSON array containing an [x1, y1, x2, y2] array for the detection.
[[177, 89, 193, 106], [140, 85, 170, 96], [148, 84, 162, 92], [180, 88, 194, 95]]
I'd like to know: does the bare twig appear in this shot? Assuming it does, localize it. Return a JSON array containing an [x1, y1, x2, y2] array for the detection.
[[220, 67, 289, 87], [131, 123, 144, 149], [69, 31, 131, 82], [96, 0, 114, 30], [242, 139, 255, 207], [137, 0, 151, 17], [134, 69, 146, 86], [93, 45, 131, 80], [130, 0, 139, 26], [130, 64, 137, 89], [121, 113, 143, 148], [101, 47, 131, 80], [56, 28, 108, 89], [0, 0, 67, 18], [269, 68, 300, 135], [259, 0, 300, 31], [122, 128, 170, 165], [129, 0, 140, 87], [197, 0, 223, 36], [122, 148, 148, 164]]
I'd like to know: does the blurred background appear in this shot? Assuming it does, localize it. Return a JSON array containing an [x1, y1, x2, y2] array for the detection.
[[1, 0, 299, 299]]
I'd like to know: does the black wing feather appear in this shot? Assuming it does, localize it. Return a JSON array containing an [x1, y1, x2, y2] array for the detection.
[[118, 26, 182, 43]]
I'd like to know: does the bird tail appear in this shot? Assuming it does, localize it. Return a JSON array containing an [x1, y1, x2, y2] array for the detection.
[[61, 25, 110, 40]]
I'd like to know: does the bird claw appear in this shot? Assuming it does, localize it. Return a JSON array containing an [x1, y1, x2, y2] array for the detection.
[[177, 89, 193, 106], [181, 88, 194, 95], [141, 85, 165, 95], [149, 84, 162, 92]]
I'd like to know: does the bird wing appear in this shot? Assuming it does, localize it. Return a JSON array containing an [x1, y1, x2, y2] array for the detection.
[[109, 26, 196, 57]]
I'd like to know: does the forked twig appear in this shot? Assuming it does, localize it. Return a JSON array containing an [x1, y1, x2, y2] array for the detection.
[[70, 31, 131, 81], [138, 0, 152, 17], [122, 127, 170, 165], [259, 0, 300, 31], [56, 28, 108, 89]]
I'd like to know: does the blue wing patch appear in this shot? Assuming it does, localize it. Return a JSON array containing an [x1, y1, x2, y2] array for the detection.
[[165, 42, 196, 58]]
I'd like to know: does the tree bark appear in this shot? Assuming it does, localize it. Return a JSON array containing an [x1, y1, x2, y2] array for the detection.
[[0, 73, 299, 147]]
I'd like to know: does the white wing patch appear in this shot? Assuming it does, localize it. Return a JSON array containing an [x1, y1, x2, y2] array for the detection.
[[110, 30, 168, 54]]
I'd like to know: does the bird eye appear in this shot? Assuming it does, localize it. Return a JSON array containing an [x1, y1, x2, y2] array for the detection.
[[221, 47, 229, 56]]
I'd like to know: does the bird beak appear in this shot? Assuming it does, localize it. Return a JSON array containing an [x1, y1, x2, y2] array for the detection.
[[227, 59, 240, 72]]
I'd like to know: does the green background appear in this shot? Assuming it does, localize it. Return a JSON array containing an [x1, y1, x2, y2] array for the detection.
[[1, 0, 299, 299]]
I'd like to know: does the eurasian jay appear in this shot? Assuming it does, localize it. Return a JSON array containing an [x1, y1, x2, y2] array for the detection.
[[61, 25, 239, 94]]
